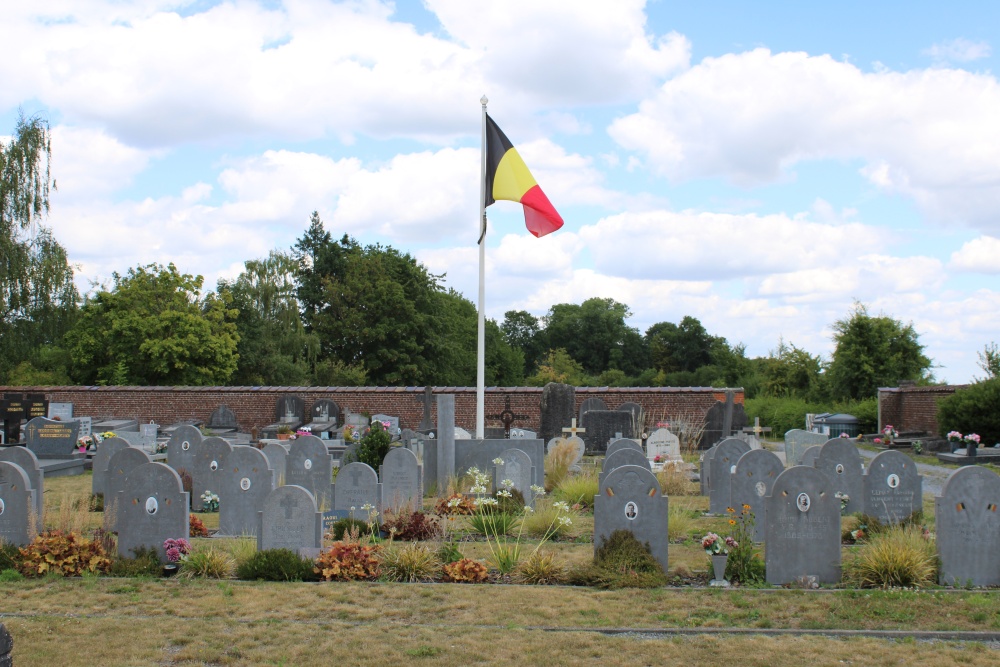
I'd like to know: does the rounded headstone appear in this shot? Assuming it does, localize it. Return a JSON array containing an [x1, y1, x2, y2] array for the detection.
[[117, 462, 188, 563], [0, 445, 43, 524], [765, 465, 841, 585], [937, 466, 1000, 586], [218, 446, 274, 537], [864, 449, 922, 523], [91, 437, 129, 498], [816, 439, 864, 514]]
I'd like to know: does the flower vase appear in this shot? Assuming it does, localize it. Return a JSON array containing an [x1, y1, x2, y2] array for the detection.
[[711, 553, 729, 586], [968, 442, 978, 459], [162, 563, 179, 577]]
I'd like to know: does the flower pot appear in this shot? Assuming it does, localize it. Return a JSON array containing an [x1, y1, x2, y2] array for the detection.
[[277, 433, 291, 441], [711, 553, 728, 583], [162, 563, 179, 577]]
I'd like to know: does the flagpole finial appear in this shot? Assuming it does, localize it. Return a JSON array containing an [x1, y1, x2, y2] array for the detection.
[[480, 95, 488, 106]]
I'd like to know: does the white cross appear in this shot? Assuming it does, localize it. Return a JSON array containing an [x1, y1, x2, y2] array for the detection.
[[562, 418, 586, 437]]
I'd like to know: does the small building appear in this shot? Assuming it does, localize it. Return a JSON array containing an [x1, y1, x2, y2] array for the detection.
[[811, 413, 861, 438]]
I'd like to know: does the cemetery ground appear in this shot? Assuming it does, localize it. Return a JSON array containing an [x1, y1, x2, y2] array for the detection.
[[4, 460, 1000, 666]]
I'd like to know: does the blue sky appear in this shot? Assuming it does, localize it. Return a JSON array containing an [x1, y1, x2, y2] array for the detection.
[[2, 0, 998, 383]]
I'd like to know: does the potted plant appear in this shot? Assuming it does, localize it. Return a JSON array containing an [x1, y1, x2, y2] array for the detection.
[[163, 537, 191, 576], [277, 425, 293, 441], [200, 490, 220, 513], [702, 531, 737, 586]]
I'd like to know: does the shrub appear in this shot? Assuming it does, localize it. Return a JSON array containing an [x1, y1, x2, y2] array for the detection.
[[108, 546, 162, 578], [554, 470, 599, 509], [381, 543, 440, 582], [0, 540, 21, 571], [844, 512, 925, 544], [516, 550, 566, 585], [846, 525, 937, 589], [435, 541, 464, 564], [657, 464, 695, 496], [745, 396, 878, 438], [938, 379, 1000, 447], [381, 508, 441, 541], [568, 530, 667, 589], [345, 422, 393, 470], [18, 530, 112, 577], [544, 439, 578, 492], [189, 514, 209, 538], [314, 542, 382, 581], [236, 548, 317, 581], [326, 517, 369, 541], [522, 499, 575, 539], [434, 494, 476, 516], [179, 547, 234, 579], [442, 558, 488, 583], [0, 569, 24, 582]]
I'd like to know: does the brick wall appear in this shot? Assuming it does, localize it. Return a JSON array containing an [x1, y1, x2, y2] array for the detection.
[[0, 385, 739, 435], [878, 385, 967, 435]]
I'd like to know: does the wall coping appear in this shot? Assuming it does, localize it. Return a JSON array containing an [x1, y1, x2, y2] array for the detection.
[[0, 385, 742, 394]]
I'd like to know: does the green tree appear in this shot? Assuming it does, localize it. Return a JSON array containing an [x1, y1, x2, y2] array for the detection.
[[544, 298, 647, 376], [501, 309, 545, 376], [66, 263, 239, 385], [646, 316, 717, 373], [976, 342, 1000, 381], [826, 302, 932, 400], [757, 338, 824, 399], [526, 348, 590, 386], [937, 379, 1000, 447]]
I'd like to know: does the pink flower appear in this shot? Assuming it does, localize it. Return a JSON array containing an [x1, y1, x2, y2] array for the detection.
[[966, 433, 981, 444], [725, 536, 739, 549], [874, 438, 882, 444]]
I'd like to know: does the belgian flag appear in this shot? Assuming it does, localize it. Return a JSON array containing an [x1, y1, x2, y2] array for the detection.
[[484, 114, 564, 238]]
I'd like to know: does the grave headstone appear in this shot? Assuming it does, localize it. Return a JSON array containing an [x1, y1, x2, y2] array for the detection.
[[646, 428, 680, 463], [509, 428, 537, 440], [493, 448, 536, 508], [799, 445, 822, 468], [333, 462, 380, 513], [191, 436, 234, 502], [103, 447, 153, 529], [540, 382, 575, 444], [548, 435, 586, 471], [286, 436, 333, 512], [166, 424, 201, 476], [93, 418, 139, 434], [422, 438, 545, 495], [702, 394, 748, 449], [436, 394, 455, 494], [207, 405, 238, 432], [936, 466, 1000, 587], [606, 438, 643, 459], [1, 394, 25, 444], [380, 447, 422, 513], [92, 437, 130, 499], [578, 397, 608, 429], [306, 399, 340, 438], [815, 439, 865, 515], [730, 449, 784, 541], [765, 466, 841, 585], [709, 438, 751, 514], [784, 429, 829, 468], [616, 402, 644, 429], [453, 427, 473, 440], [417, 386, 434, 432], [23, 417, 80, 459], [0, 446, 43, 523], [139, 423, 158, 450], [599, 447, 652, 487], [864, 449, 922, 524], [218, 446, 274, 537], [0, 461, 37, 546], [276, 396, 305, 424], [371, 414, 400, 437], [116, 462, 188, 563], [257, 485, 323, 556], [593, 464, 669, 574], [262, 442, 288, 486], [73, 416, 92, 439], [47, 402, 73, 421], [700, 444, 719, 496], [24, 394, 47, 421], [582, 410, 634, 453]]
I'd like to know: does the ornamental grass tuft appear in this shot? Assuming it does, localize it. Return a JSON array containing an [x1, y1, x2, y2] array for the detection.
[[846, 524, 937, 589], [568, 529, 667, 589]]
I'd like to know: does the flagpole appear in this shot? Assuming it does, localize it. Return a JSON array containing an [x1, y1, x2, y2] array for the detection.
[[476, 95, 488, 440]]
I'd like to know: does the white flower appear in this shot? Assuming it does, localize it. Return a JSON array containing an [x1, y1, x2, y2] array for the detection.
[[523, 506, 534, 513], [492, 457, 504, 465], [553, 501, 570, 512], [361, 503, 374, 511], [501, 479, 514, 489], [350, 506, 356, 511], [497, 489, 512, 498], [530, 485, 546, 496], [558, 517, 573, 527], [447, 498, 461, 508]]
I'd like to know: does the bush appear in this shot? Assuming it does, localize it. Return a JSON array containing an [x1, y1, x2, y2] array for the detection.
[[938, 379, 1000, 447], [553, 470, 599, 510], [344, 423, 393, 470], [434, 494, 476, 516], [745, 396, 878, 438], [326, 517, 369, 541], [381, 543, 440, 582], [108, 545, 162, 578], [568, 530, 667, 589], [189, 514, 209, 538], [436, 541, 464, 564], [723, 505, 765, 585], [179, 547, 234, 579], [381, 508, 441, 541], [516, 550, 566, 585], [236, 548, 317, 581], [846, 525, 937, 588], [442, 558, 488, 583], [0, 569, 24, 582], [314, 542, 382, 581], [19, 530, 112, 577], [0, 540, 20, 571]]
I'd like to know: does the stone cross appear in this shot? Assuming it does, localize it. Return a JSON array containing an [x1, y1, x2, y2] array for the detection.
[[280, 494, 299, 520], [348, 467, 364, 485], [418, 386, 434, 431], [562, 418, 586, 438], [487, 396, 530, 439]]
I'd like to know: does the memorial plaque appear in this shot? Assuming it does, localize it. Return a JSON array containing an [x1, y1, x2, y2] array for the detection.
[[864, 449, 922, 524], [23, 417, 81, 459]]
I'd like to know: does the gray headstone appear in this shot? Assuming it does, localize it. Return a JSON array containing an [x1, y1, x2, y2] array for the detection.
[[380, 447, 422, 513], [257, 485, 323, 556], [436, 394, 455, 493], [815, 439, 865, 515], [191, 436, 234, 501], [606, 438, 643, 459], [703, 398, 748, 449], [276, 396, 305, 424], [509, 428, 537, 440], [709, 439, 751, 514], [48, 402, 73, 420], [700, 444, 719, 496], [493, 448, 536, 507], [73, 416, 92, 439], [616, 402, 644, 428], [417, 386, 434, 432], [784, 429, 829, 468], [116, 462, 188, 563], [310, 399, 341, 424], [423, 437, 545, 496], [936, 466, 1000, 586], [23, 417, 81, 459], [207, 405, 238, 430], [286, 435, 333, 512], [218, 446, 274, 537], [0, 461, 37, 546], [166, 424, 202, 476], [600, 447, 652, 486], [262, 443, 288, 486], [594, 464, 668, 574], [730, 449, 784, 541], [371, 414, 400, 436], [582, 410, 634, 453], [800, 445, 822, 468], [93, 418, 139, 434], [92, 437, 130, 498], [864, 449, 922, 524], [547, 436, 585, 470], [765, 466, 841, 585], [539, 382, 575, 444], [0, 446, 43, 524], [578, 397, 607, 428], [453, 426, 473, 440], [646, 428, 680, 462], [333, 462, 380, 513], [104, 447, 153, 527]]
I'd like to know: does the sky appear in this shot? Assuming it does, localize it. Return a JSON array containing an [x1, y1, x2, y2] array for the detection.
[[2, 0, 999, 384]]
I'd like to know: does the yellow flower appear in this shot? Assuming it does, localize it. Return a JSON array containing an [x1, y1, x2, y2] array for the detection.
[[728, 519, 736, 526], [742, 504, 751, 511], [726, 507, 735, 514]]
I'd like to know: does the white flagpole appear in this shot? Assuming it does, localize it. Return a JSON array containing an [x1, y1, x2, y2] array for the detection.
[[476, 95, 488, 439]]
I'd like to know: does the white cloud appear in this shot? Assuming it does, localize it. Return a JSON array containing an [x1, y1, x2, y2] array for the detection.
[[923, 38, 991, 63], [609, 49, 1000, 233], [49, 125, 159, 198], [949, 236, 1000, 273]]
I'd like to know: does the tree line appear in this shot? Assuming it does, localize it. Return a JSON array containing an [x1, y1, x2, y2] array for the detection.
[[2, 115, 979, 403]]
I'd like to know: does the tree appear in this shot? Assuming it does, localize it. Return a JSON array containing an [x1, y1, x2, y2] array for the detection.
[[757, 337, 824, 399], [826, 302, 932, 400], [544, 298, 647, 376], [937, 379, 1000, 447], [976, 342, 1000, 381], [66, 263, 239, 385], [0, 113, 79, 383], [217, 251, 317, 386], [501, 309, 545, 376], [646, 316, 716, 374]]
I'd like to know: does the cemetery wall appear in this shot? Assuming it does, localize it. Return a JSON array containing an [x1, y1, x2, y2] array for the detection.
[[0, 385, 737, 434], [878, 384, 967, 435]]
